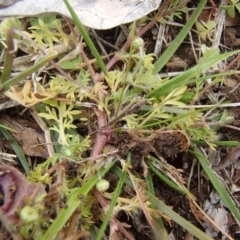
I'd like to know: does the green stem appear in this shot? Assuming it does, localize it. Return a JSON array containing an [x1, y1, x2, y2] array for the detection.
[[58, 102, 67, 145]]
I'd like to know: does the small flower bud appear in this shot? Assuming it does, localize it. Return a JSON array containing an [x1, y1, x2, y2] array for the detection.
[[20, 206, 39, 223], [96, 179, 110, 192], [132, 37, 144, 49]]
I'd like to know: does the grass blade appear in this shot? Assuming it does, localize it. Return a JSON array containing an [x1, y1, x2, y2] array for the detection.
[[0, 124, 30, 175], [146, 169, 167, 239], [147, 191, 213, 240], [153, 0, 207, 74], [41, 161, 114, 240], [63, 0, 108, 76], [148, 160, 193, 197], [149, 49, 240, 99], [0, 29, 15, 84], [191, 140, 240, 146], [112, 164, 213, 239], [191, 148, 240, 225], [0, 51, 57, 92], [97, 162, 127, 240], [111, 164, 133, 187]]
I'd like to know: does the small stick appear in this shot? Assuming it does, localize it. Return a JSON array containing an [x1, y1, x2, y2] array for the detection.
[[29, 106, 55, 157]]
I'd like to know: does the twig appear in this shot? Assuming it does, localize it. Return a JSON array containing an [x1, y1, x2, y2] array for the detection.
[[91, 110, 109, 157], [80, 49, 99, 83], [29, 107, 55, 157], [208, 0, 217, 20]]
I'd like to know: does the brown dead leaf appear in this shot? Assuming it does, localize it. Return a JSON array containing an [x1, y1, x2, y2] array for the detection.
[[0, 114, 48, 158], [213, 146, 240, 171], [189, 200, 205, 225], [224, 77, 239, 88]]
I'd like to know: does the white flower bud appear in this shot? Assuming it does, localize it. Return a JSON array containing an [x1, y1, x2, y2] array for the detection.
[[132, 37, 144, 49], [20, 206, 39, 223], [96, 179, 110, 192]]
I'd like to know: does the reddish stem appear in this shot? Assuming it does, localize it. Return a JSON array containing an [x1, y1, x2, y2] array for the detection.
[[106, 0, 190, 71], [81, 50, 99, 83], [91, 134, 107, 157], [90, 0, 191, 157], [91, 110, 110, 157]]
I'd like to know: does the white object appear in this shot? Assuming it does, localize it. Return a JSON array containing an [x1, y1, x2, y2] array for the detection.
[[0, 0, 162, 29]]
